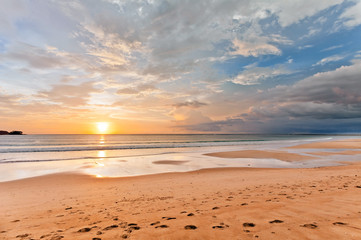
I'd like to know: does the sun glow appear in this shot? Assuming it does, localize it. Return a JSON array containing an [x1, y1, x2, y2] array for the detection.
[[96, 122, 109, 134]]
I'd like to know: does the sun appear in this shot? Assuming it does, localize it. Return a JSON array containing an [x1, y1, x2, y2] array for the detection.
[[96, 122, 109, 134]]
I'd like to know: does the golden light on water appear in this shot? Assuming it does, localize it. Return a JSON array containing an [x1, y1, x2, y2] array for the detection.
[[96, 122, 109, 134], [97, 151, 106, 158]]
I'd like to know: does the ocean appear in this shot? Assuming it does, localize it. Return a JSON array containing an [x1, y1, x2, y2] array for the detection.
[[0, 134, 346, 182]]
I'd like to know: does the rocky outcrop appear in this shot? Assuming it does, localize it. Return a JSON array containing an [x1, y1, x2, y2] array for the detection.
[[9, 131, 23, 135], [0, 130, 23, 135]]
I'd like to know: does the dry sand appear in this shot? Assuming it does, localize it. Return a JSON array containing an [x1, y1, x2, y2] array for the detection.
[[1, 138, 361, 240]]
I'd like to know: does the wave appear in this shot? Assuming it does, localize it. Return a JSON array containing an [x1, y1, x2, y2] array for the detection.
[[0, 151, 177, 164], [0, 140, 263, 153]]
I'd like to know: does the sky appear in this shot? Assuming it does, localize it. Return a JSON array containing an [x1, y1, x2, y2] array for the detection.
[[0, 0, 361, 134]]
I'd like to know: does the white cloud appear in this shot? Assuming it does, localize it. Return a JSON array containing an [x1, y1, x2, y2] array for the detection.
[[230, 38, 281, 57], [340, 0, 361, 27], [258, 0, 343, 27], [313, 55, 344, 66], [232, 65, 290, 85], [321, 44, 343, 52]]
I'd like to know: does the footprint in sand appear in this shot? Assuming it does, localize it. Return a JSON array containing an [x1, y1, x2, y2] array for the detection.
[[243, 223, 256, 227], [185, 225, 197, 230], [269, 220, 284, 224], [128, 223, 140, 231], [301, 224, 317, 229], [155, 225, 169, 228], [103, 225, 118, 231], [212, 223, 229, 229], [187, 213, 194, 216], [333, 222, 347, 225], [77, 227, 91, 232], [50, 236, 64, 240], [150, 221, 160, 226], [16, 233, 30, 238]]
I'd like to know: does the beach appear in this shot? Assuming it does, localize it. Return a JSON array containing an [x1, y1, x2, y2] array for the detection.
[[1, 138, 361, 239]]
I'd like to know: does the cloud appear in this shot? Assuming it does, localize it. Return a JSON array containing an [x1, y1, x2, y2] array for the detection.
[[259, 0, 343, 27], [179, 58, 361, 133], [116, 83, 158, 95], [279, 59, 361, 105], [340, 0, 361, 27], [321, 44, 343, 52], [1, 0, 361, 134], [37, 82, 101, 106], [313, 55, 344, 66], [230, 38, 281, 57], [2, 43, 64, 69], [173, 100, 208, 109], [232, 64, 290, 85]]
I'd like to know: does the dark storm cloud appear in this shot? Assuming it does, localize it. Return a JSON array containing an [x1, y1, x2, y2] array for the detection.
[[178, 59, 361, 133]]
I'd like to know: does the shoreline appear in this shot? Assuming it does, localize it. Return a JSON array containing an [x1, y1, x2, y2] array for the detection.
[[2, 136, 360, 182], [1, 138, 361, 239]]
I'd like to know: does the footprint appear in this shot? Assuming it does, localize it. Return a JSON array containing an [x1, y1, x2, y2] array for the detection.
[[187, 213, 194, 216], [301, 224, 317, 229], [269, 220, 284, 224], [150, 221, 160, 226], [77, 227, 91, 232], [212, 223, 229, 229], [155, 225, 169, 228], [103, 225, 118, 230], [16, 234, 30, 238], [184, 225, 197, 230], [243, 222, 255, 227], [333, 222, 347, 225]]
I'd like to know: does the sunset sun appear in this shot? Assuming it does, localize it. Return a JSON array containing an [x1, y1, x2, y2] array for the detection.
[[96, 122, 109, 134]]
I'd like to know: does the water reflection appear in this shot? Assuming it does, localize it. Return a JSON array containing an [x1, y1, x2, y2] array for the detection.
[[98, 150, 106, 158], [95, 150, 106, 167], [99, 135, 105, 145]]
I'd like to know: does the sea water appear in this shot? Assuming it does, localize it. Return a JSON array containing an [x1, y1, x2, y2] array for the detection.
[[0, 134, 353, 182]]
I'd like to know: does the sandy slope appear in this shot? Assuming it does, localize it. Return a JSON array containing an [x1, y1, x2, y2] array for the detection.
[[1, 139, 361, 240]]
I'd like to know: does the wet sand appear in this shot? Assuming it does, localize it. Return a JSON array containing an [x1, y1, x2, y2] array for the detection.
[[287, 138, 361, 149], [205, 150, 316, 162], [1, 138, 361, 239]]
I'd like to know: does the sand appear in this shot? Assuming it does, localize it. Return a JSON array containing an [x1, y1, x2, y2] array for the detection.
[[1, 138, 361, 240], [205, 150, 316, 162], [287, 138, 361, 149]]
